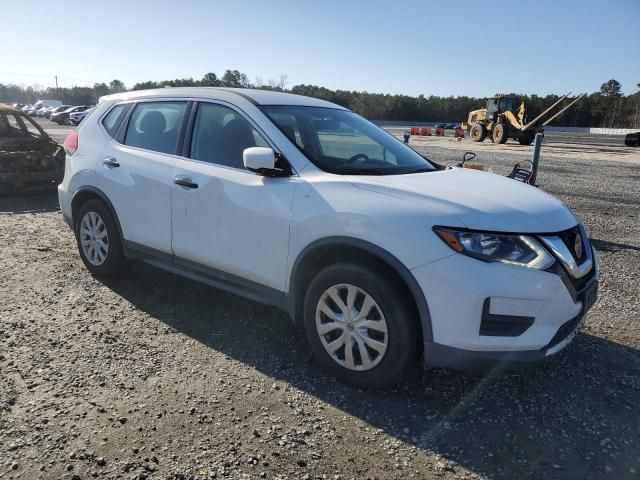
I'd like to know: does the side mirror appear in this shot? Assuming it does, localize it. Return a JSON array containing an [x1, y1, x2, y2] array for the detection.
[[457, 151, 476, 167], [463, 151, 476, 164], [243, 147, 291, 177]]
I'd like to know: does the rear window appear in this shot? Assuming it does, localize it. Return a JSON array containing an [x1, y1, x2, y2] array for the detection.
[[123, 102, 187, 155], [102, 104, 128, 138]]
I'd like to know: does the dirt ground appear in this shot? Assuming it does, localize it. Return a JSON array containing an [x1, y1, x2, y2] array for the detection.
[[383, 128, 640, 166], [1, 144, 639, 480]]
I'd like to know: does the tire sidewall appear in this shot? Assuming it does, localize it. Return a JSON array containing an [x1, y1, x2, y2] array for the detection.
[[302, 263, 419, 388]]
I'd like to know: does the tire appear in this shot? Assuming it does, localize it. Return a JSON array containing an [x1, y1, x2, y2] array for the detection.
[[75, 199, 128, 277], [518, 132, 534, 145], [470, 123, 487, 142], [302, 263, 420, 388], [493, 123, 508, 144]]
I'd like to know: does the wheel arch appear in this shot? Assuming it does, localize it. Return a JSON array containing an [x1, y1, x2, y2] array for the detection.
[[289, 237, 433, 343], [71, 186, 125, 244]]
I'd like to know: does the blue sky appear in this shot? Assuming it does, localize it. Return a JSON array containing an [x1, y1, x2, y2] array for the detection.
[[2, 0, 639, 97]]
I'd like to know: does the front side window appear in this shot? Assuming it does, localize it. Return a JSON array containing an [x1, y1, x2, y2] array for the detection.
[[190, 102, 268, 169], [262, 106, 435, 175], [124, 102, 187, 154]]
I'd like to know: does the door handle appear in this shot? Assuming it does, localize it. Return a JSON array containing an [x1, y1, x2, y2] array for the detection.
[[103, 157, 120, 168], [174, 176, 199, 189]]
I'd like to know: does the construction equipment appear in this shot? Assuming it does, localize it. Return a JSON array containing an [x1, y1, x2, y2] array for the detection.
[[462, 93, 584, 145]]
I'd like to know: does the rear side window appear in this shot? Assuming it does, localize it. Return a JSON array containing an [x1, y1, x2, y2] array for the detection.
[[189, 103, 268, 169], [102, 104, 128, 138], [124, 102, 187, 155]]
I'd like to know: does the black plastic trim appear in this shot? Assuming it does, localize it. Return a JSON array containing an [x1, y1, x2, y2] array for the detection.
[[480, 298, 534, 336], [123, 240, 291, 312], [289, 236, 433, 341], [424, 341, 545, 371], [216, 88, 259, 105], [181, 101, 198, 158], [175, 101, 193, 157], [113, 103, 135, 144]]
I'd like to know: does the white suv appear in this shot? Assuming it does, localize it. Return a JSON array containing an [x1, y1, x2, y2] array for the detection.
[[59, 88, 598, 387]]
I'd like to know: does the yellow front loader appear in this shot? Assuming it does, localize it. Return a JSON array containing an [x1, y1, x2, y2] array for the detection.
[[462, 93, 584, 145]]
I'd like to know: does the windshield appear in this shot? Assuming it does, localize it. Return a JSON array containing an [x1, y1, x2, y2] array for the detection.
[[500, 98, 517, 112], [262, 106, 436, 175]]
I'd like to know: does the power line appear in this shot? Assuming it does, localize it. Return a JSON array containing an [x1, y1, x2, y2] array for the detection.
[[0, 72, 103, 85]]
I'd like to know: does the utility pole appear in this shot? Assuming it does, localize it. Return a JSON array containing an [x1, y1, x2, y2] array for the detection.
[[54, 75, 59, 98]]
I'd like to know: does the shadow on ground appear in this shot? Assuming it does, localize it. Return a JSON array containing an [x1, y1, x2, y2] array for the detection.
[[0, 190, 59, 214], [102, 261, 640, 480], [592, 238, 640, 253]]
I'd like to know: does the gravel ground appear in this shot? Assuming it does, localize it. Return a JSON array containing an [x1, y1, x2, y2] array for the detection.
[[1, 144, 639, 480]]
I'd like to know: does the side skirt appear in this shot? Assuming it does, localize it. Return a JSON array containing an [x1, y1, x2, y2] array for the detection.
[[123, 240, 293, 316]]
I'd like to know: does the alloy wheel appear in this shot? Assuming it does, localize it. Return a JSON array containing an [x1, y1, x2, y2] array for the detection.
[[79, 211, 109, 266]]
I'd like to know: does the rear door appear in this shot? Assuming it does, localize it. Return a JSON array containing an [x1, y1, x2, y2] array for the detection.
[[95, 100, 189, 254]]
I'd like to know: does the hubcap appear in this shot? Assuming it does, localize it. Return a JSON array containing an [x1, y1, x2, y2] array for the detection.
[[79, 211, 109, 266], [315, 284, 388, 371]]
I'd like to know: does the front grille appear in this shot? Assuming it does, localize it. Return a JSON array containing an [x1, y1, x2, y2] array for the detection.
[[557, 226, 583, 262]]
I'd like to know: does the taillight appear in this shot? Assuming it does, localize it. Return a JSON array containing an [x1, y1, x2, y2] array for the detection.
[[63, 131, 78, 156]]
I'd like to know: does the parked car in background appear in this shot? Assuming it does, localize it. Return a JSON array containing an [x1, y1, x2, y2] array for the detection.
[[59, 87, 598, 387], [51, 105, 92, 125], [446, 123, 455, 129], [35, 106, 51, 117], [69, 106, 95, 126], [23, 105, 42, 116], [0, 103, 65, 194], [45, 105, 72, 119], [435, 123, 446, 129], [29, 99, 62, 116], [31, 106, 49, 117], [39, 106, 60, 118]]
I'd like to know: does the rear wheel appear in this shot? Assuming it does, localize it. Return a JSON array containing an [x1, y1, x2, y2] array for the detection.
[[493, 123, 508, 144], [303, 263, 420, 388], [75, 199, 128, 277], [470, 123, 487, 142], [518, 132, 534, 145]]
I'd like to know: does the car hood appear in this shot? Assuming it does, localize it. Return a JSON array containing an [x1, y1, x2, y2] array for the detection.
[[349, 167, 577, 233]]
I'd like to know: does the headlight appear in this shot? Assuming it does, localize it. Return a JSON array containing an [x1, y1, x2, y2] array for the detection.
[[433, 227, 555, 270]]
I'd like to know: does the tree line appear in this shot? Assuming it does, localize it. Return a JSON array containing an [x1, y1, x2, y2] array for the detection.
[[2, 72, 638, 128]]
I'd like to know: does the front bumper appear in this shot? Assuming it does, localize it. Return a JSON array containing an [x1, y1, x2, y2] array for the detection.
[[413, 244, 598, 370], [424, 313, 587, 371]]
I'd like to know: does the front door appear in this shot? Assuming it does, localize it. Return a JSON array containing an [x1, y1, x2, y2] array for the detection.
[[171, 101, 297, 291]]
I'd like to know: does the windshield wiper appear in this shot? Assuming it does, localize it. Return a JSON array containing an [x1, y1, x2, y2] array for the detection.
[[403, 167, 434, 174], [335, 168, 387, 175]]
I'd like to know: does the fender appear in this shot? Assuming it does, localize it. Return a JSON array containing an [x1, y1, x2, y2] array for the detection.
[[71, 186, 125, 245], [289, 236, 433, 342]]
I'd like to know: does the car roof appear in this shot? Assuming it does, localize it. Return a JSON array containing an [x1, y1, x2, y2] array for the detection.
[[101, 87, 348, 110]]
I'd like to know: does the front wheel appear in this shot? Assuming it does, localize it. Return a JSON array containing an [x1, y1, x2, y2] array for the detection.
[[470, 123, 487, 142], [303, 263, 420, 388]]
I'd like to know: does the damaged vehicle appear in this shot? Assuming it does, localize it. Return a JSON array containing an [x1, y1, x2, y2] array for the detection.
[[0, 103, 65, 194]]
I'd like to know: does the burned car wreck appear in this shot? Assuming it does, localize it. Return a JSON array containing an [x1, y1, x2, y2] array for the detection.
[[0, 103, 64, 194]]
